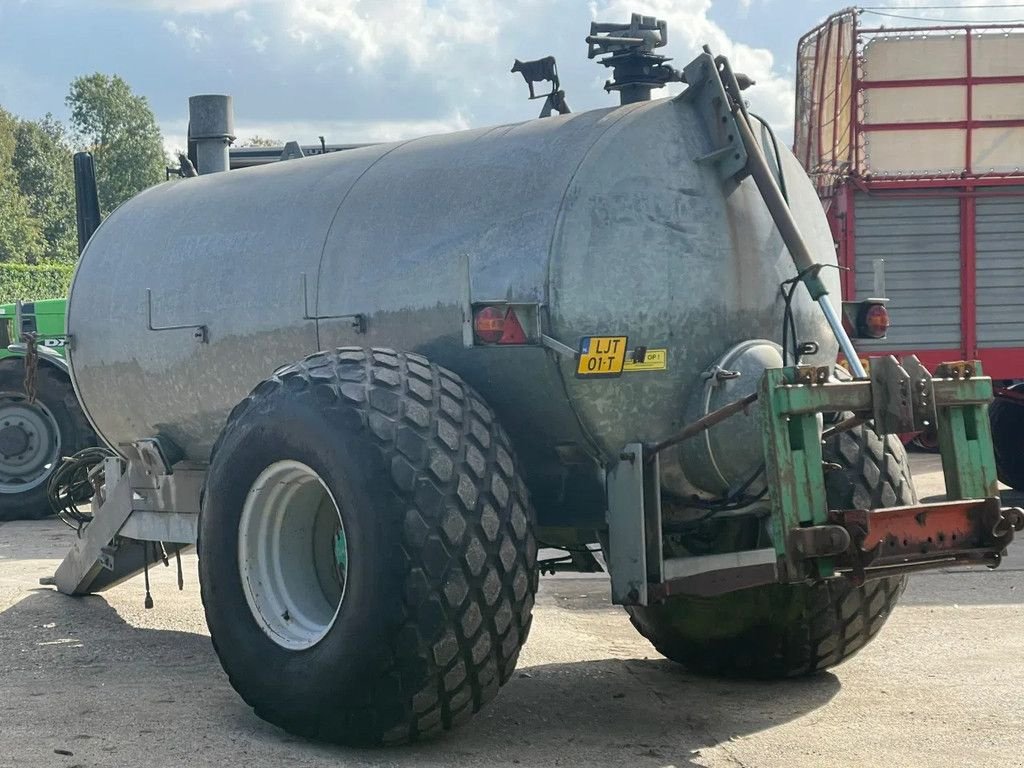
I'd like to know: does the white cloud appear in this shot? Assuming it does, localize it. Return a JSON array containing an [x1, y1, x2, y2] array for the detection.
[[132, 0, 812, 142], [99, 0, 273, 13], [162, 19, 210, 50]]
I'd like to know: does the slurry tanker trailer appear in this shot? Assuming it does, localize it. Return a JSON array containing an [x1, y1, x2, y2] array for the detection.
[[42, 15, 1022, 746]]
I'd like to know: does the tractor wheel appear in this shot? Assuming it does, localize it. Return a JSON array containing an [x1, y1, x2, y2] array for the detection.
[[626, 424, 914, 678], [0, 361, 95, 521], [990, 387, 1024, 490], [198, 348, 538, 745]]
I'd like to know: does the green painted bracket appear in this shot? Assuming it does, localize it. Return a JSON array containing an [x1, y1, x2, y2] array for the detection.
[[934, 363, 999, 501], [758, 359, 999, 583], [759, 367, 832, 580]]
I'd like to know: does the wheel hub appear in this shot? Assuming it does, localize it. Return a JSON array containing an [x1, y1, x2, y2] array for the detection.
[[0, 394, 61, 492], [0, 424, 29, 458], [238, 460, 348, 651]]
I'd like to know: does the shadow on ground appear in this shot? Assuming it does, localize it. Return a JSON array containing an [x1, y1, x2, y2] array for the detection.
[[0, 590, 841, 767]]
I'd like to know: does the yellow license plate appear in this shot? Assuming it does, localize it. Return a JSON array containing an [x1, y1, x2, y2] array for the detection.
[[576, 336, 628, 377]]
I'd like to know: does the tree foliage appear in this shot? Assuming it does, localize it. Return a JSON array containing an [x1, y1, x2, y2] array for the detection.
[[241, 135, 281, 147], [0, 73, 166, 270], [0, 263, 75, 304], [11, 115, 76, 262], [66, 73, 166, 215], [0, 108, 46, 264]]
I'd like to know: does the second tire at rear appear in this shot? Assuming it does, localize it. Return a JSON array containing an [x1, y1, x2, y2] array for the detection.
[[990, 387, 1024, 490], [626, 424, 914, 678]]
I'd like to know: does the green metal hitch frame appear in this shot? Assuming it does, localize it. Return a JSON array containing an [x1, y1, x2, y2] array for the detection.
[[760, 356, 1019, 585], [606, 355, 1023, 606]]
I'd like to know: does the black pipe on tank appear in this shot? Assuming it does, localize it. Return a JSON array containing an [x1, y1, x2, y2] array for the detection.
[[73, 152, 101, 256]]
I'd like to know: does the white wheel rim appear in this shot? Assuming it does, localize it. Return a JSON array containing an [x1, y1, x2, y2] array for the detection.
[[238, 460, 348, 650]]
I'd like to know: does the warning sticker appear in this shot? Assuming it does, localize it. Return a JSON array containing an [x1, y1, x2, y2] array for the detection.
[[623, 348, 668, 372]]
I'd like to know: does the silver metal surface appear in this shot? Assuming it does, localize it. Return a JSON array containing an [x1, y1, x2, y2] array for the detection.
[[873, 258, 887, 298], [678, 339, 782, 496], [46, 447, 205, 593], [662, 547, 777, 580], [238, 460, 347, 650], [118, 510, 198, 544], [67, 91, 840, 513], [819, 296, 866, 378], [606, 444, 648, 606], [48, 457, 134, 595], [733, 101, 861, 377], [188, 95, 235, 175]]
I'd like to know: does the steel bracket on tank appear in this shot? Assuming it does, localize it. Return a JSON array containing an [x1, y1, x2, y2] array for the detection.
[[146, 289, 208, 343], [300, 273, 366, 333], [678, 52, 749, 182]]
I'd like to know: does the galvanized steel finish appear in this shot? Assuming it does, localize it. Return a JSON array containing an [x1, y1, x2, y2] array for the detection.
[[66, 95, 839, 505]]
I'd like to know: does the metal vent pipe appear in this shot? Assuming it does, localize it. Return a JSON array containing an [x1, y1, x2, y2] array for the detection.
[[188, 95, 235, 175]]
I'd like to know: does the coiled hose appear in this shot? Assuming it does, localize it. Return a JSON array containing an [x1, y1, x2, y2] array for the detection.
[[47, 446, 115, 531]]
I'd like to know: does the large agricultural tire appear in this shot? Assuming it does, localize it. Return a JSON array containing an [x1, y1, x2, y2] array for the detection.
[[627, 424, 914, 678], [198, 347, 538, 745], [0, 360, 95, 521], [989, 388, 1024, 490]]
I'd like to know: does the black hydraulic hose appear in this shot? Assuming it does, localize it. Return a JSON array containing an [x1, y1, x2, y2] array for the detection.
[[750, 112, 788, 204]]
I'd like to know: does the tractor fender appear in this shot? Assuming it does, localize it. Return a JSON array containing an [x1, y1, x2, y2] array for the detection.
[[2, 343, 70, 376]]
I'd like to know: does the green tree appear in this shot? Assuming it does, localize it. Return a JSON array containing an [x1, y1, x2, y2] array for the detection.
[[0, 108, 45, 264], [11, 115, 77, 263], [66, 73, 165, 215], [241, 135, 280, 147]]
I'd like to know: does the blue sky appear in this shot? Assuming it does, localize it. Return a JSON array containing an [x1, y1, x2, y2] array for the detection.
[[1, 1, 1021, 151]]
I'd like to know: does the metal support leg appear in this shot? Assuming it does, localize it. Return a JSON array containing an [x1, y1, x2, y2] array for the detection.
[[42, 457, 135, 595], [606, 444, 648, 605]]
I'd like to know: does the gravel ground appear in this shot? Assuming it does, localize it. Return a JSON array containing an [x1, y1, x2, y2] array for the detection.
[[0, 452, 1021, 768]]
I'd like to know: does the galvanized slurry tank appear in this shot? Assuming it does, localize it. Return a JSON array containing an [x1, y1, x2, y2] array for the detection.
[[66, 95, 839, 500]]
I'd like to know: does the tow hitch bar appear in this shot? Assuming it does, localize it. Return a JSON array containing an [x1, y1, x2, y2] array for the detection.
[[791, 498, 1024, 585]]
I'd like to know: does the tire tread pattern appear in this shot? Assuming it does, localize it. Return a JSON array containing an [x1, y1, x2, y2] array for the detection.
[[203, 347, 538, 744], [627, 424, 915, 678]]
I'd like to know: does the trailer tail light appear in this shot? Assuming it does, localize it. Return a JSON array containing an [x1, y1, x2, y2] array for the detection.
[[859, 302, 890, 339], [472, 305, 530, 345], [473, 306, 506, 343], [842, 298, 890, 340]]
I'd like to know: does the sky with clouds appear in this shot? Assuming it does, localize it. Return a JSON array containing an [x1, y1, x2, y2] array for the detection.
[[1, 0, 1022, 153]]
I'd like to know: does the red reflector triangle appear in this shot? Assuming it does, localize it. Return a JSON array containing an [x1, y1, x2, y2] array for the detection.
[[499, 308, 528, 344]]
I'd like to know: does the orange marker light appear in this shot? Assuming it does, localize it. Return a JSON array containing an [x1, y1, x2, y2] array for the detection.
[[473, 306, 506, 344]]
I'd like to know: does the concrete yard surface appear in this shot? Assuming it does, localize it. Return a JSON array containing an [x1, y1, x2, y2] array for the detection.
[[0, 453, 1022, 767]]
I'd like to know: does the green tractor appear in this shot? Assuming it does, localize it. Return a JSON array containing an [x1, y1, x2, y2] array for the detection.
[[0, 151, 104, 520], [0, 298, 96, 520]]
